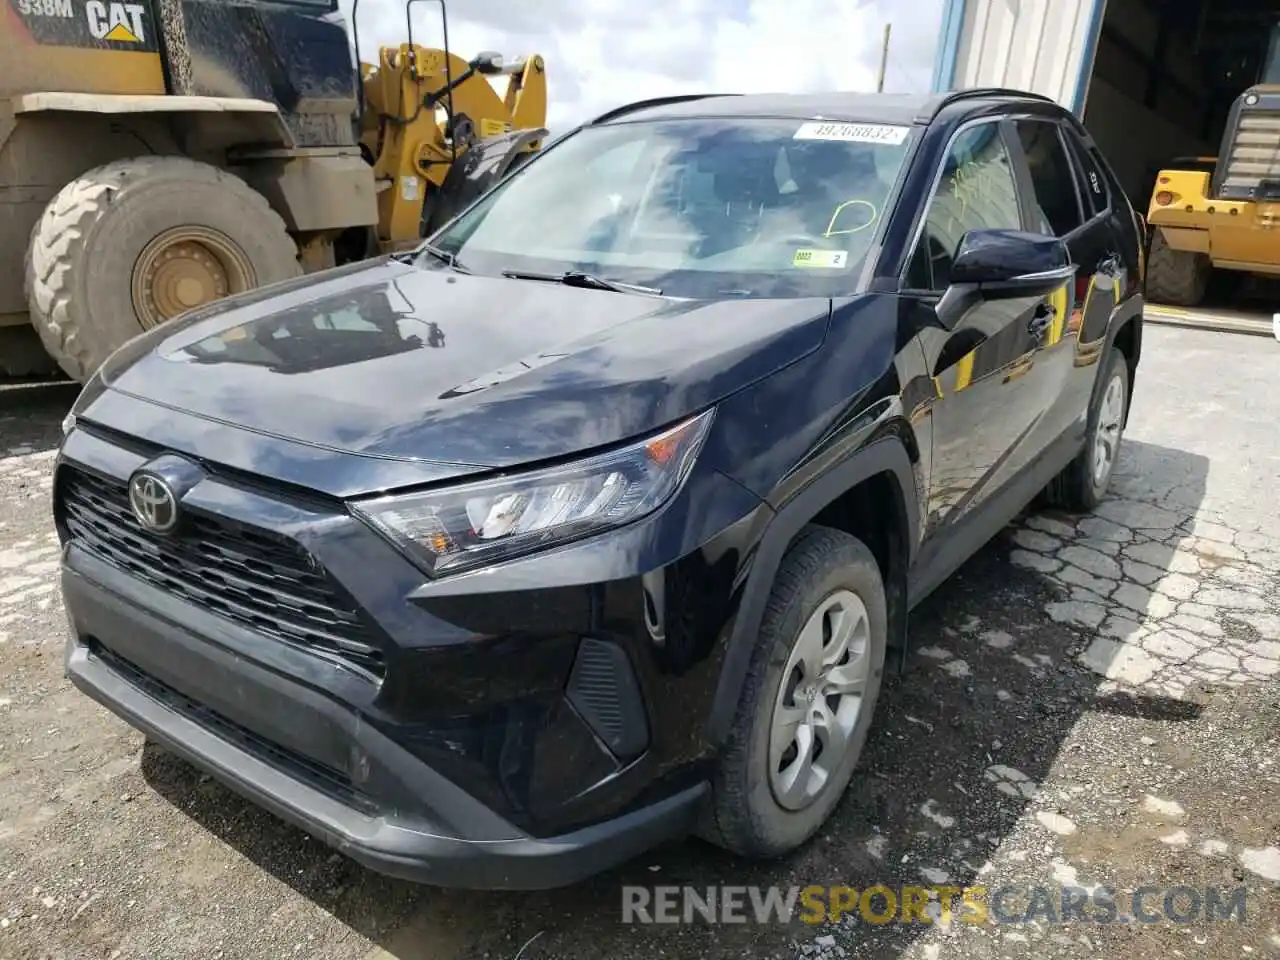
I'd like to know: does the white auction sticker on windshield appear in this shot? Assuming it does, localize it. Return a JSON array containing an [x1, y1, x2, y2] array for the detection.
[[793, 249, 848, 269], [793, 121, 909, 145]]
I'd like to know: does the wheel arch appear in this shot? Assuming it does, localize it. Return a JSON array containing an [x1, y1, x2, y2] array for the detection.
[[1098, 298, 1143, 428], [706, 437, 918, 748], [1110, 310, 1142, 424]]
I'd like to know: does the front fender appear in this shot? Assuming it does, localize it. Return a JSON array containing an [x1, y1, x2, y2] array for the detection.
[[705, 436, 918, 746]]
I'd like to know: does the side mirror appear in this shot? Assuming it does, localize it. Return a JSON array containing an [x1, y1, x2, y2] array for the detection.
[[951, 228, 1076, 300]]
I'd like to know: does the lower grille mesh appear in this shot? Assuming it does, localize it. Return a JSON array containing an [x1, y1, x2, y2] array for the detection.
[[59, 466, 385, 679]]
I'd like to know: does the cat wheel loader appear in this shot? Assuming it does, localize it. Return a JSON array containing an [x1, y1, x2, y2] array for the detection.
[[0, 0, 547, 381], [1144, 23, 1280, 307]]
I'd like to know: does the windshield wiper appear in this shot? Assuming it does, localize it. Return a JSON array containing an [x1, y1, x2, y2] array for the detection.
[[416, 243, 472, 274], [501, 269, 661, 296]]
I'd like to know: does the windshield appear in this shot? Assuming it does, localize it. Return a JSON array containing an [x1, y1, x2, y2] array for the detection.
[[429, 117, 915, 298]]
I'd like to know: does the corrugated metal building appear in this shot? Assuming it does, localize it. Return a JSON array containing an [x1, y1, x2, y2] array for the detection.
[[930, 0, 1276, 206]]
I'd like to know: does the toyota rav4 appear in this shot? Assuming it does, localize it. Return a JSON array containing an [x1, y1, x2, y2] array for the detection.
[[55, 87, 1144, 890]]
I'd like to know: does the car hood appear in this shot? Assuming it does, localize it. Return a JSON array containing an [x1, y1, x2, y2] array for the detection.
[[92, 258, 832, 473]]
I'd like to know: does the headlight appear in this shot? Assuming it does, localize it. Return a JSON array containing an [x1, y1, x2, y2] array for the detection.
[[351, 409, 715, 576]]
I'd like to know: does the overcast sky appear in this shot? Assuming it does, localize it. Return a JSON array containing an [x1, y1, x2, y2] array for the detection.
[[339, 0, 945, 133]]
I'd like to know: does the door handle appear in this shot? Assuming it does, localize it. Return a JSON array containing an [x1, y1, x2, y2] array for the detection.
[[1027, 302, 1055, 338]]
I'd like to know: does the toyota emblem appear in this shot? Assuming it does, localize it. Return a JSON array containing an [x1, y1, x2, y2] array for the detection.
[[128, 472, 179, 534]]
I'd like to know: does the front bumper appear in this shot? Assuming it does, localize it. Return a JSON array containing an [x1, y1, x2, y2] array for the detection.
[[63, 559, 705, 890], [54, 417, 764, 888]]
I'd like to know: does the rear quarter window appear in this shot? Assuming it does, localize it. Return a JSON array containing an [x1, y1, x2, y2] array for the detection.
[[1065, 133, 1110, 217]]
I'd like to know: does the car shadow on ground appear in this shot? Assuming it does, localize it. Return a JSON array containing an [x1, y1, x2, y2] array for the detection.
[[138, 438, 1210, 960]]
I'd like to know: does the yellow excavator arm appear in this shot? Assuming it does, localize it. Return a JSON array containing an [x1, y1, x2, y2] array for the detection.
[[359, 45, 547, 248]]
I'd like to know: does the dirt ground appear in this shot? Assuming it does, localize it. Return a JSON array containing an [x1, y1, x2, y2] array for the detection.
[[0, 323, 1277, 960]]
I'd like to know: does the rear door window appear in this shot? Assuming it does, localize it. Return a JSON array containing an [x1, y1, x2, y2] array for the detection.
[[1013, 120, 1086, 236]]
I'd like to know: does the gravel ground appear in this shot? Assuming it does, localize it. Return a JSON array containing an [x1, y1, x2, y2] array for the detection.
[[0, 323, 1278, 960]]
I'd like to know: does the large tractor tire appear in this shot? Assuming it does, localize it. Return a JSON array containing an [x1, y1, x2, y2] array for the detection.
[[1145, 228, 1210, 307], [24, 156, 301, 382]]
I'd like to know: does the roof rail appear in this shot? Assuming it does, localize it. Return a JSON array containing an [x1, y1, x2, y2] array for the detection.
[[915, 87, 1057, 123], [589, 93, 742, 126]]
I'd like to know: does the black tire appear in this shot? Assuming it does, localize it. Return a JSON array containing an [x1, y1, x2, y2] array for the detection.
[[24, 156, 301, 382], [1045, 346, 1131, 513], [1145, 228, 1209, 307], [701, 525, 887, 858]]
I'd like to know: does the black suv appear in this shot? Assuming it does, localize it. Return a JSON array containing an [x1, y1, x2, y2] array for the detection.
[[55, 88, 1144, 890]]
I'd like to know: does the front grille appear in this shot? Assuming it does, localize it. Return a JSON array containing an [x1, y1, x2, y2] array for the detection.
[[59, 466, 386, 679], [1219, 111, 1280, 197]]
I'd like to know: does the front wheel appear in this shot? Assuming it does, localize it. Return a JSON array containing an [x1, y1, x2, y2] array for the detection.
[[701, 525, 887, 858]]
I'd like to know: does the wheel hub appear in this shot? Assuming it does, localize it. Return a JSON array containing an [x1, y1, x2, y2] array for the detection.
[[767, 588, 871, 813], [1092, 372, 1127, 486], [131, 227, 257, 329]]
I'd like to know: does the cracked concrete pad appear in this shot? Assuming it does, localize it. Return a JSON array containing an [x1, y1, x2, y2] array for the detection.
[[1094, 499, 1184, 532], [1060, 564, 1115, 597], [1185, 518, 1236, 543], [1241, 655, 1280, 676], [1192, 649, 1240, 672], [1249, 640, 1280, 661], [1126, 540, 1201, 574], [1103, 644, 1160, 684], [1112, 583, 1156, 614], [1079, 636, 1161, 684], [1099, 615, 1146, 643], [1026, 515, 1075, 538], [1251, 616, 1280, 642], [1169, 613, 1222, 637], [1197, 587, 1268, 610], [1012, 529, 1061, 553], [1188, 537, 1244, 562], [1121, 558, 1165, 585], [1078, 516, 1133, 543], [1047, 599, 1107, 630], [1010, 549, 1062, 574], [1060, 545, 1123, 580], [1080, 636, 1125, 674], [1154, 573, 1199, 601], [1143, 630, 1200, 661]]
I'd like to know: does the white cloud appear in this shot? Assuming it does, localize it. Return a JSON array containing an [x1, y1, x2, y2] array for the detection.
[[339, 0, 945, 134]]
